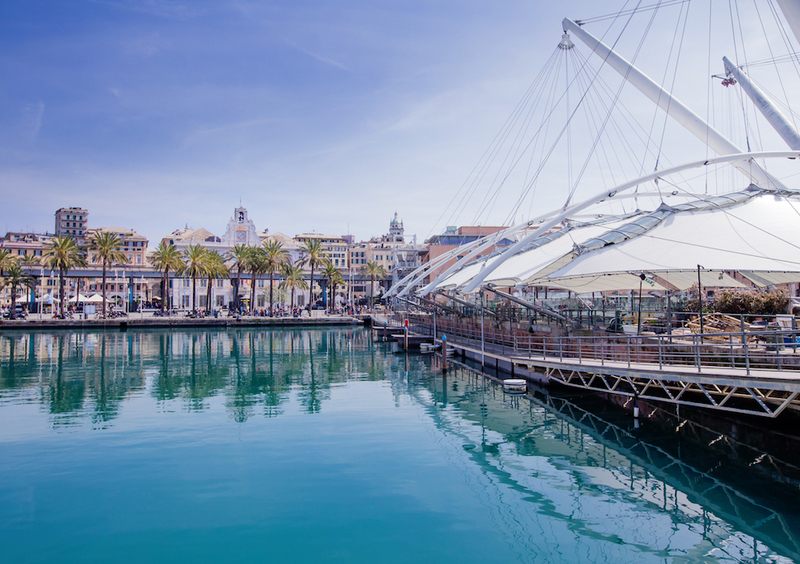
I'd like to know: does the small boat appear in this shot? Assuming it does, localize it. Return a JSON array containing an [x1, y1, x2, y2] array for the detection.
[[503, 379, 527, 394]]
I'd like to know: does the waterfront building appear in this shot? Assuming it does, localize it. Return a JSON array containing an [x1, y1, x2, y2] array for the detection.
[[346, 214, 425, 302], [421, 225, 512, 285], [220, 206, 262, 247], [0, 232, 51, 258], [87, 227, 149, 266], [389, 212, 404, 242], [159, 207, 269, 309], [54, 207, 88, 245], [294, 233, 349, 270], [162, 227, 226, 254], [262, 232, 301, 265]]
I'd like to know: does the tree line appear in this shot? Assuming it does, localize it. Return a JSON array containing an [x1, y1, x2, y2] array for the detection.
[[1, 234, 389, 319]]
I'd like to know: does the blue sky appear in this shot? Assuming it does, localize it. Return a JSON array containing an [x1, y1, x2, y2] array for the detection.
[[2, 1, 798, 245], [0, 0, 557, 243]]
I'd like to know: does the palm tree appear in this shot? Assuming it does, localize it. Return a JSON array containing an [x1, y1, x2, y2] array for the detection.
[[1, 263, 35, 319], [363, 260, 387, 311], [19, 255, 40, 310], [228, 244, 250, 312], [181, 244, 209, 312], [44, 235, 86, 317], [262, 240, 289, 316], [322, 263, 344, 312], [299, 238, 330, 311], [280, 264, 308, 311], [0, 249, 15, 277], [90, 231, 129, 317], [203, 250, 228, 314], [149, 242, 184, 313], [244, 246, 267, 314]]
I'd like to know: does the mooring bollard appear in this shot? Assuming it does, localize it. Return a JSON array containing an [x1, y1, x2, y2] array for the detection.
[[442, 334, 448, 373]]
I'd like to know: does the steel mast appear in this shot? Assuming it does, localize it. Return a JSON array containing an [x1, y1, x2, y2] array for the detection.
[[561, 18, 786, 191], [722, 56, 800, 150]]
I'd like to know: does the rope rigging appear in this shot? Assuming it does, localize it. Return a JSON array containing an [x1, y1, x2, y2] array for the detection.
[[426, 0, 800, 252]]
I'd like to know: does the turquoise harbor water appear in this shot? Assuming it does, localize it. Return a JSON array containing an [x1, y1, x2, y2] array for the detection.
[[1, 328, 799, 563]]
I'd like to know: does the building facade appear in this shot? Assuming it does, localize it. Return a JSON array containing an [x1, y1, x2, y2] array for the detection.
[[54, 207, 88, 244], [87, 227, 149, 266]]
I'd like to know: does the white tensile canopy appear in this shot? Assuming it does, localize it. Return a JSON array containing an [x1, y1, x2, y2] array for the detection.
[[436, 221, 636, 292], [68, 293, 93, 303], [530, 273, 669, 292], [85, 294, 104, 303], [547, 192, 800, 289]]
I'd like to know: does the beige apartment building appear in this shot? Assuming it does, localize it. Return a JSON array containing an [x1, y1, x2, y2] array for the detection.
[[86, 227, 149, 266], [294, 233, 349, 270], [54, 207, 88, 244], [0, 232, 51, 258]]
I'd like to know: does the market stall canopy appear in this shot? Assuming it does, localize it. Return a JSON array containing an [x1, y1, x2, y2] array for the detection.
[[68, 294, 93, 303], [85, 294, 104, 303], [547, 192, 800, 289], [37, 293, 54, 304]]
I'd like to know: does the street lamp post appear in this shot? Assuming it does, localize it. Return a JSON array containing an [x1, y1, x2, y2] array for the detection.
[[697, 264, 704, 341]]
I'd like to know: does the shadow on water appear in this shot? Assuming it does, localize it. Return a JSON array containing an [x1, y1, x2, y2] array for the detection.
[[1, 328, 800, 561]]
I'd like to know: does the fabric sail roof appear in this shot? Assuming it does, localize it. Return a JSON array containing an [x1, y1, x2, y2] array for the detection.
[[435, 221, 633, 292], [547, 192, 800, 289]]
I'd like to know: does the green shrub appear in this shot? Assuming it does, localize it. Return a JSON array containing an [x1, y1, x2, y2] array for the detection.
[[713, 288, 790, 315]]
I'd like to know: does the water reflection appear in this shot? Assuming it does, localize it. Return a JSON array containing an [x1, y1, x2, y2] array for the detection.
[[1, 328, 799, 562], [0, 328, 379, 425], [407, 362, 800, 563]]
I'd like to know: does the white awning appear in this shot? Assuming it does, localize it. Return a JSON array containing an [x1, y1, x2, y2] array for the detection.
[[548, 193, 800, 285]]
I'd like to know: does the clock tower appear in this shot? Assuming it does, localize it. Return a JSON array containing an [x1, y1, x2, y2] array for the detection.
[[221, 206, 261, 247]]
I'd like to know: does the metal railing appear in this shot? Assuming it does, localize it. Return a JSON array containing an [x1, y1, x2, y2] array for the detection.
[[389, 314, 800, 375]]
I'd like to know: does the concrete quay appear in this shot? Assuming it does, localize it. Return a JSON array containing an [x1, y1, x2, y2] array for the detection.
[[0, 315, 365, 331]]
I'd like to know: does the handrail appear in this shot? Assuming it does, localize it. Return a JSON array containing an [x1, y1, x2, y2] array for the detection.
[[393, 313, 800, 375]]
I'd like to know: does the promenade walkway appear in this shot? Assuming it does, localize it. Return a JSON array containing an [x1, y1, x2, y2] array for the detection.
[[448, 337, 800, 418]]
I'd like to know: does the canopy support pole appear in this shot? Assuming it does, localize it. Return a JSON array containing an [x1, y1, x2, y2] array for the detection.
[[562, 18, 787, 191], [723, 56, 800, 150]]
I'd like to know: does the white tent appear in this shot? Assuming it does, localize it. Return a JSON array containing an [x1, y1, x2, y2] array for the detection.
[[69, 293, 93, 303], [37, 293, 54, 304], [85, 294, 104, 303], [548, 192, 800, 289]]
